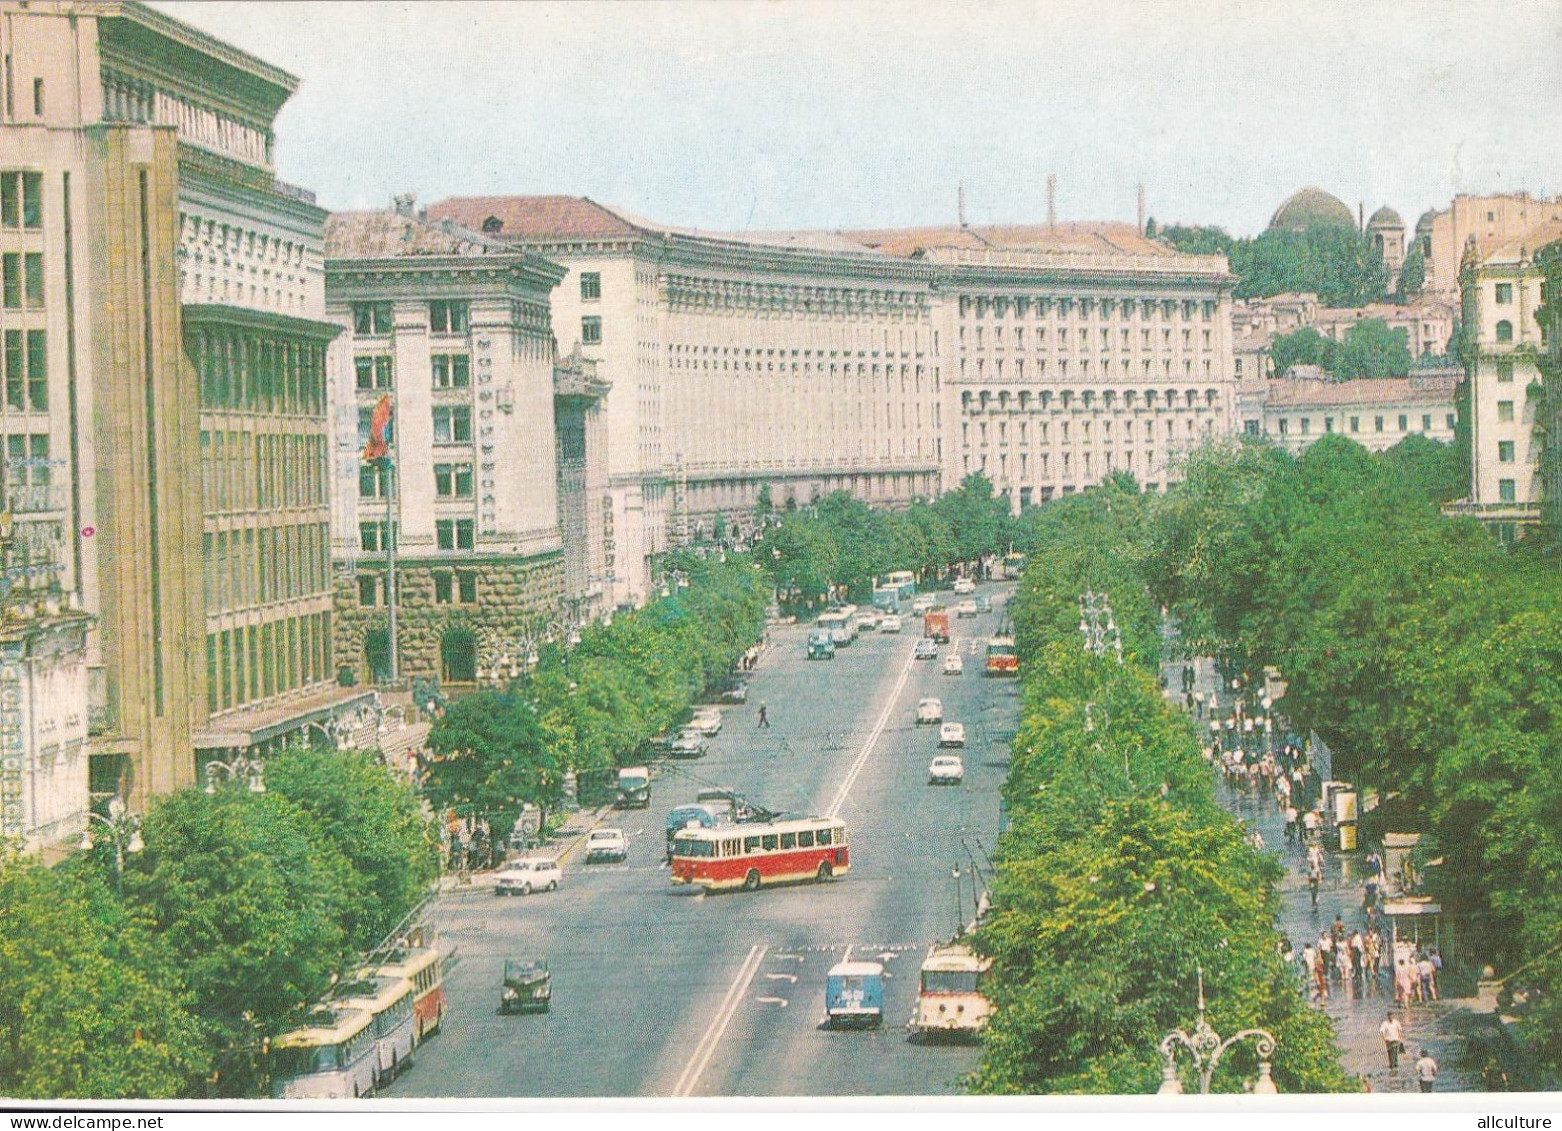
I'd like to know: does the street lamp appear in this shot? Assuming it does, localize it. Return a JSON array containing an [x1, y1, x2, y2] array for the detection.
[[952, 863, 964, 937], [79, 796, 144, 896], [1157, 965, 1278, 1095], [204, 752, 266, 795]]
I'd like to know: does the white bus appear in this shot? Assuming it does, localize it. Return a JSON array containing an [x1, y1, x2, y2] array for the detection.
[[885, 571, 917, 600], [817, 605, 859, 646], [269, 1008, 378, 1100], [331, 974, 416, 1088]]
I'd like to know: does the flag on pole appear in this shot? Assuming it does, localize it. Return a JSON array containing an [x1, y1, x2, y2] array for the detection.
[[363, 394, 393, 462]]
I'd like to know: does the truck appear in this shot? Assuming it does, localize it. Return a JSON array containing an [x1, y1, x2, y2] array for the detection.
[[924, 608, 950, 644], [615, 766, 651, 809]]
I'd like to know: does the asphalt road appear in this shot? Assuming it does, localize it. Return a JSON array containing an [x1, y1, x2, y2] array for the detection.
[[391, 583, 1019, 1098]]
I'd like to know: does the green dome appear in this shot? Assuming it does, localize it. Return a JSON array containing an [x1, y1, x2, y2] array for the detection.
[[1367, 205, 1404, 229], [1268, 186, 1356, 233]]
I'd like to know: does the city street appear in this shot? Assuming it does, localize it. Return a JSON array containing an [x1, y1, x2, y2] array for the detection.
[[391, 585, 1019, 1097]]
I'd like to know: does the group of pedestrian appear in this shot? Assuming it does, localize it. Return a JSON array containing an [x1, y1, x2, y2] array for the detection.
[[1291, 915, 1386, 1002], [1378, 1011, 1439, 1090]]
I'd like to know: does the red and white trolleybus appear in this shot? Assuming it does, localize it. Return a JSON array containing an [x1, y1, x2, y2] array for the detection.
[[670, 815, 849, 891]]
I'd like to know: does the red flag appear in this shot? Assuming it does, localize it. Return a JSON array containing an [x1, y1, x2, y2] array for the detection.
[[362, 394, 393, 462]]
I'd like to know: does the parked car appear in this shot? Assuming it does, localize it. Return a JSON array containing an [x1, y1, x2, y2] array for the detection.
[[975, 595, 993, 614], [718, 681, 749, 704], [912, 595, 936, 614], [671, 727, 709, 759], [943, 653, 964, 675], [914, 637, 939, 660], [807, 630, 837, 660], [690, 708, 722, 736], [495, 857, 562, 896], [855, 608, 881, 632], [916, 697, 944, 724], [956, 599, 978, 618], [939, 721, 966, 748], [928, 755, 965, 785], [880, 614, 903, 634], [953, 577, 976, 595], [584, 828, 628, 864]]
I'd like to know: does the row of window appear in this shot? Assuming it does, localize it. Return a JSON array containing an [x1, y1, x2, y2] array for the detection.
[[188, 328, 328, 416], [1, 253, 44, 310], [4, 434, 51, 488], [959, 296, 1216, 321], [200, 431, 329, 514], [205, 611, 333, 715], [3, 329, 48, 412], [357, 517, 475, 553], [352, 300, 469, 336], [357, 462, 473, 500], [961, 325, 1216, 351], [1274, 413, 1456, 436], [356, 569, 478, 607], [963, 387, 1220, 411], [202, 522, 331, 614], [964, 418, 1195, 445], [971, 446, 1177, 482], [353, 353, 471, 391], [0, 173, 44, 231], [353, 405, 472, 448]]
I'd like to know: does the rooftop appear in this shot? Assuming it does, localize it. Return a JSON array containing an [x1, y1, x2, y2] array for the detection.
[[1263, 375, 1458, 409], [1269, 186, 1356, 234]]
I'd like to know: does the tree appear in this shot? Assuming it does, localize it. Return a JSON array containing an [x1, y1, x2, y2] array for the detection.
[[0, 851, 207, 1098], [1331, 318, 1412, 378], [1397, 242, 1426, 299], [1269, 327, 1336, 376], [754, 483, 773, 517], [1157, 223, 1236, 257], [263, 745, 440, 953], [424, 692, 567, 836], [933, 473, 1011, 568], [1230, 227, 1388, 306]]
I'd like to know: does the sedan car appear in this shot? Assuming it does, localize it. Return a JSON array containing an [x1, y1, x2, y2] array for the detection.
[[928, 755, 965, 785], [911, 595, 936, 614], [584, 828, 628, 864], [855, 608, 881, 631], [916, 697, 944, 724], [880, 615, 903, 634], [690, 708, 722, 736], [943, 653, 964, 675], [955, 598, 978, 618], [670, 727, 710, 759], [913, 637, 939, 660], [495, 857, 562, 896], [939, 721, 967, 747], [953, 577, 976, 595]]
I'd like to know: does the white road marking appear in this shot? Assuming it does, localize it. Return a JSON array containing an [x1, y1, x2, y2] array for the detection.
[[825, 644, 918, 818], [773, 952, 806, 962], [756, 997, 789, 1007], [763, 973, 798, 984], [671, 944, 768, 1097]]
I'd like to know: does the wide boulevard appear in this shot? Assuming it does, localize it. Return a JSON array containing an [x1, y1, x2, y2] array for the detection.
[[391, 582, 1019, 1098]]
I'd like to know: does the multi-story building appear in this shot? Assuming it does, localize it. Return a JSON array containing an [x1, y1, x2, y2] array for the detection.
[[324, 201, 569, 688], [1540, 240, 1562, 535], [1236, 375, 1457, 455], [1447, 218, 1562, 540], [1, 0, 360, 827], [1424, 193, 1562, 299], [1312, 299, 1457, 361]]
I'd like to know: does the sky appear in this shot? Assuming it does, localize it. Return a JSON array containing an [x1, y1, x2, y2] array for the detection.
[[154, 0, 1562, 238]]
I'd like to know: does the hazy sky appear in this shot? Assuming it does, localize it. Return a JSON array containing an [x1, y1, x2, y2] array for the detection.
[[154, 0, 1562, 237]]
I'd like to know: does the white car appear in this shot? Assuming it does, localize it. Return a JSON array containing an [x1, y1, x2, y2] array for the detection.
[[916, 697, 944, 724], [912, 595, 936, 614], [855, 608, 881, 631], [880, 615, 903, 634], [939, 722, 966, 748], [953, 577, 976, 595], [495, 857, 562, 896], [928, 755, 965, 785], [690, 708, 722, 736], [955, 598, 978, 618], [584, 828, 628, 864], [914, 637, 939, 660], [943, 654, 964, 675]]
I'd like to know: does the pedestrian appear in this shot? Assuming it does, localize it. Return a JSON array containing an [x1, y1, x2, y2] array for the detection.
[[1308, 864, 1322, 910], [1417, 951, 1438, 1001], [1379, 1012, 1404, 1071], [1313, 948, 1330, 1000], [1303, 808, 1321, 843], [1284, 804, 1298, 841], [1395, 958, 1417, 1010], [757, 702, 770, 728], [1414, 1048, 1439, 1093], [1301, 942, 1318, 997]]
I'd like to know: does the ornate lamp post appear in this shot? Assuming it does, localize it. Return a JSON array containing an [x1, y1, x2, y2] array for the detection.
[[1158, 966, 1278, 1094], [1079, 590, 1123, 663], [79, 796, 144, 896], [204, 751, 266, 795]]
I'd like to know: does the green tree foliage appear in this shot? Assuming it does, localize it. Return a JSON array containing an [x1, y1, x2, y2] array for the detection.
[[1156, 223, 1236, 257], [1397, 242, 1426, 299], [1269, 327, 1337, 376], [125, 790, 354, 1086], [0, 851, 207, 1098], [1144, 434, 1562, 1082], [1331, 318, 1413, 378], [424, 691, 565, 831], [1230, 227, 1388, 307], [970, 484, 1352, 1094], [263, 745, 440, 952]]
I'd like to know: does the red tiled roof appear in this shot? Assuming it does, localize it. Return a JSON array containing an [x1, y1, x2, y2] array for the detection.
[[426, 196, 642, 241], [1264, 376, 1458, 409]]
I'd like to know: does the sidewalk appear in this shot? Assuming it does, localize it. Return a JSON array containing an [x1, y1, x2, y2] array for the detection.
[[435, 801, 614, 894], [1161, 651, 1481, 1093]]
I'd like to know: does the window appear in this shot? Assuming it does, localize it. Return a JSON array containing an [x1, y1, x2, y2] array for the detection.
[[359, 522, 391, 552], [4, 330, 46, 411], [431, 354, 470, 388], [357, 575, 379, 607], [433, 571, 453, 605], [441, 629, 476, 683], [1499, 441, 1515, 462], [352, 303, 392, 335], [1495, 320, 1513, 343], [581, 316, 602, 345], [1496, 282, 1513, 304], [354, 356, 393, 390], [1349, 417, 1359, 433], [1447, 414, 1456, 430], [1398, 414, 1408, 431], [1499, 479, 1516, 503], [436, 518, 475, 551], [1374, 416, 1384, 432], [432, 406, 471, 444], [457, 570, 477, 604], [579, 272, 601, 300], [358, 464, 386, 498], [1301, 418, 1311, 434], [1497, 360, 1514, 382], [32, 78, 43, 117], [1498, 400, 1515, 422], [1, 253, 42, 310], [429, 300, 468, 334], [1278, 418, 1288, 435], [434, 462, 473, 498], [1422, 414, 1432, 431], [1243, 419, 1260, 436]]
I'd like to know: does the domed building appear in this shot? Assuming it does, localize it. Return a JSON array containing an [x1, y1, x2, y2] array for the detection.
[[1268, 186, 1357, 233], [1366, 205, 1407, 280]]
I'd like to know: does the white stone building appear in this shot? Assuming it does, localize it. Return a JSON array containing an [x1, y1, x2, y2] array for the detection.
[[1237, 375, 1457, 455]]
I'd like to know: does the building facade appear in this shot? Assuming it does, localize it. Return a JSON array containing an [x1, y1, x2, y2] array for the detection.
[[1236, 375, 1457, 455], [324, 204, 569, 688], [1, 0, 358, 827], [1425, 193, 1562, 299]]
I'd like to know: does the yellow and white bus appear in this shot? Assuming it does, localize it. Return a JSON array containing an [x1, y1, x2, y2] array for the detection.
[[269, 1007, 378, 1100], [331, 974, 416, 1088]]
